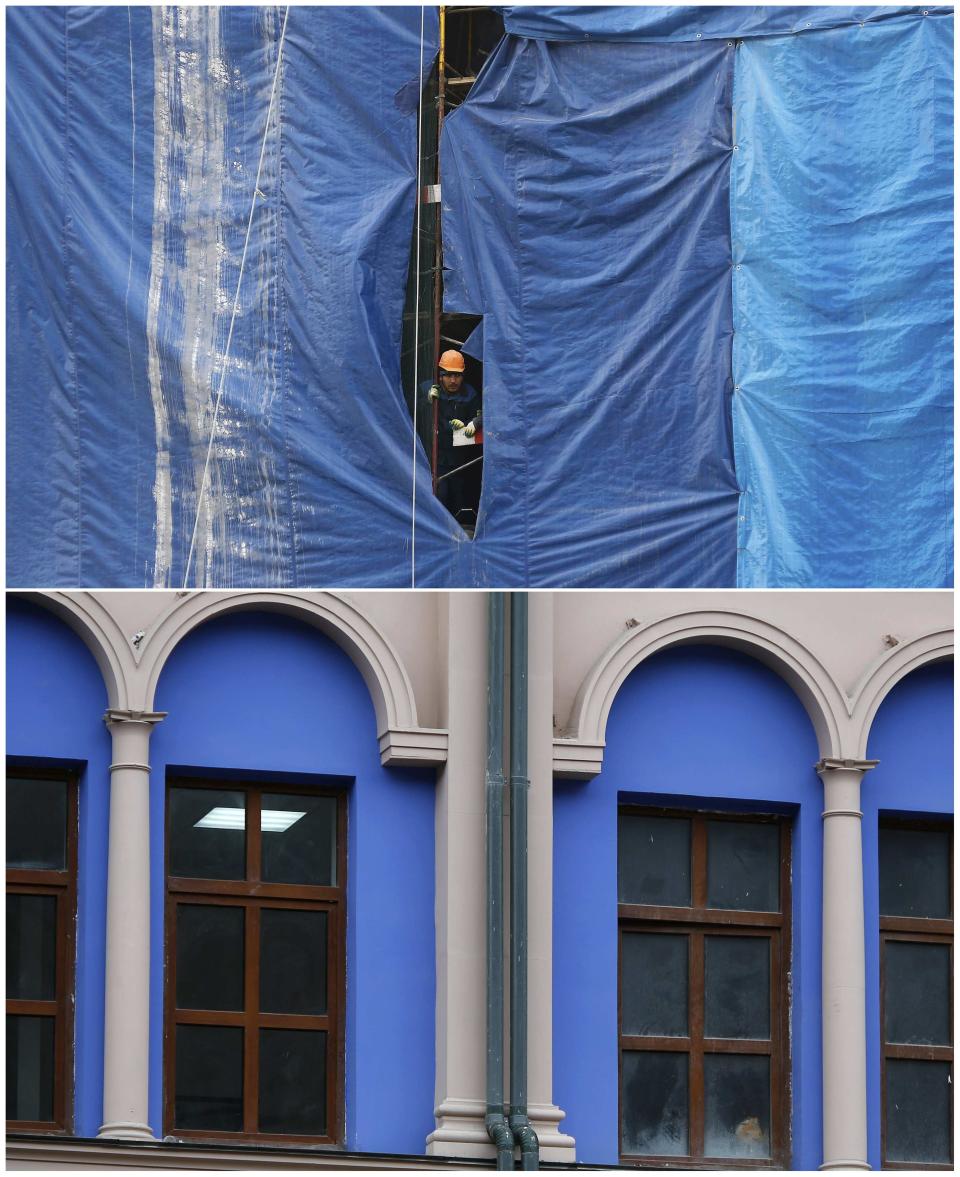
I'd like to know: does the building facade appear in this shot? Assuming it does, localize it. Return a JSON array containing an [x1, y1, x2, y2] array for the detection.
[[6, 590, 953, 1170]]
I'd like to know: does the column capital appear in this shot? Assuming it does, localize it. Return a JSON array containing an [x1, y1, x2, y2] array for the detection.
[[815, 757, 878, 775], [104, 708, 167, 727]]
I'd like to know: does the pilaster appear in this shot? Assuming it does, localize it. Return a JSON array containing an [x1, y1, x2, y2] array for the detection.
[[816, 757, 877, 1171], [98, 709, 165, 1141]]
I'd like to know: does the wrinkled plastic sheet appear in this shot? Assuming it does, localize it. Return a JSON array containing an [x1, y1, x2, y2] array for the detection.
[[8, 6, 953, 589], [732, 10, 953, 586], [500, 5, 938, 42], [442, 35, 740, 586], [7, 5, 449, 588]]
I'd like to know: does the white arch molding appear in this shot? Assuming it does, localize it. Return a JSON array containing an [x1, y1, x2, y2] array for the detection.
[[850, 629, 953, 759], [140, 591, 447, 767], [553, 609, 848, 778], [12, 591, 447, 768], [12, 590, 133, 709]]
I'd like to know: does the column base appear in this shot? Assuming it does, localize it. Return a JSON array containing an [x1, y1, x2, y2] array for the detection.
[[426, 1098, 576, 1162], [97, 1121, 156, 1141], [819, 1161, 871, 1171]]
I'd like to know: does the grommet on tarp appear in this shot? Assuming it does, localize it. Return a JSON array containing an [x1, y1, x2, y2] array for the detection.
[[696, 33, 702, 39]]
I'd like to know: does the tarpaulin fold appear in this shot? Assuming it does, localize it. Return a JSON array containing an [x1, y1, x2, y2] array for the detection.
[[732, 10, 953, 586], [499, 5, 943, 43], [442, 34, 741, 586], [7, 6, 953, 588]]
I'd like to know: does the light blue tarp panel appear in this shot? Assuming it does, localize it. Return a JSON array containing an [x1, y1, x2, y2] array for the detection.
[[733, 10, 953, 586], [500, 5, 937, 42], [442, 36, 740, 586], [8, 6, 447, 588]]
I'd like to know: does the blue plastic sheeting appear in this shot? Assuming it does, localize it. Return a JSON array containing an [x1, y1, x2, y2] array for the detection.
[[8, 6, 446, 588], [500, 5, 938, 42], [733, 11, 953, 587], [442, 36, 740, 586]]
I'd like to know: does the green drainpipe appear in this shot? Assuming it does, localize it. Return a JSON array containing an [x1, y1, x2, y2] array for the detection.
[[485, 593, 514, 1169], [509, 593, 539, 1170]]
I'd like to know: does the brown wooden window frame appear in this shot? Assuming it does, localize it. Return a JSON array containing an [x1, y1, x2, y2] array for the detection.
[[879, 817, 953, 1171], [164, 778, 347, 1145], [6, 765, 78, 1134], [618, 807, 791, 1170]]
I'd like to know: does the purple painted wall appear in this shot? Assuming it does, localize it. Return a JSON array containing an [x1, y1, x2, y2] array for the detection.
[[861, 659, 953, 1171], [553, 645, 822, 1169], [6, 599, 111, 1137], [150, 611, 436, 1152]]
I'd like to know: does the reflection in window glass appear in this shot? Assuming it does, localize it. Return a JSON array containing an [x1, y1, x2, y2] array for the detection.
[[703, 1054, 771, 1159], [174, 1025, 243, 1131], [262, 794, 337, 886], [618, 814, 690, 907], [6, 778, 67, 870], [258, 1029, 327, 1136], [6, 1015, 55, 1122], [885, 941, 951, 1046], [7, 894, 58, 1001], [169, 787, 247, 881], [260, 909, 328, 1015], [621, 933, 687, 1037], [707, 821, 779, 912], [176, 905, 245, 1012], [705, 936, 770, 1040], [879, 827, 951, 919], [621, 1051, 688, 1157], [885, 1059, 952, 1165]]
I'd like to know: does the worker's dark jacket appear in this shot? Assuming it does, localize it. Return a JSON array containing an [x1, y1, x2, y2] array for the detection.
[[422, 381, 483, 475]]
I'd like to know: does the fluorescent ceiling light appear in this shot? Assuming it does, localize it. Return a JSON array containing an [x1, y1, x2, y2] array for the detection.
[[194, 807, 306, 833]]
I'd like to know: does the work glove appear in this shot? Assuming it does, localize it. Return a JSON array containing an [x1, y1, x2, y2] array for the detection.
[[449, 418, 465, 431], [428, 384, 440, 402], [464, 421, 477, 438]]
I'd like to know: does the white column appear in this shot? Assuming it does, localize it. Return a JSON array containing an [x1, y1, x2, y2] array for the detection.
[[526, 591, 575, 1161], [427, 594, 490, 1157], [816, 757, 877, 1171], [98, 709, 165, 1141]]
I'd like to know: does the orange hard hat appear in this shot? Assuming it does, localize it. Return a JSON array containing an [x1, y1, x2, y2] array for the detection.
[[438, 350, 466, 373]]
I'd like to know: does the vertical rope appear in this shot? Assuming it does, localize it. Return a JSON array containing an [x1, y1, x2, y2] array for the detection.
[[410, 4, 426, 588], [182, 5, 289, 589]]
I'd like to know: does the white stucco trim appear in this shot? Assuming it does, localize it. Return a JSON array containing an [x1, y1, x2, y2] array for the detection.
[[13, 590, 134, 710], [849, 628, 953, 759], [556, 609, 847, 776], [138, 591, 447, 767]]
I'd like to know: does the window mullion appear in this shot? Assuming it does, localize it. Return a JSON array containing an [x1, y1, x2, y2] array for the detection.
[[243, 901, 260, 1135], [689, 928, 705, 1159]]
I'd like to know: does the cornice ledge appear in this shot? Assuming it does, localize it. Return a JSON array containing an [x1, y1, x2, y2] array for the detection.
[[553, 737, 605, 780], [379, 727, 448, 768]]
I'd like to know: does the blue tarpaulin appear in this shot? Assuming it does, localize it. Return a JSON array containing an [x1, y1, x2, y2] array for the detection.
[[7, 6, 953, 587]]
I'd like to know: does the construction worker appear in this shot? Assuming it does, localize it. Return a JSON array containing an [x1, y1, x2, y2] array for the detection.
[[424, 350, 483, 527]]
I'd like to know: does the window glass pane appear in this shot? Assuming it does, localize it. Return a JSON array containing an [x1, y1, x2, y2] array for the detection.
[[261, 793, 337, 886], [621, 1051, 688, 1156], [618, 815, 691, 907], [705, 936, 770, 1040], [260, 909, 328, 1015], [6, 1015, 55, 1122], [259, 1029, 327, 1136], [176, 905, 245, 1011], [174, 1025, 243, 1131], [880, 827, 951, 919], [169, 787, 246, 881], [703, 1053, 771, 1159], [885, 940, 951, 1046], [622, 932, 687, 1037], [6, 778, 67, 870], [886, 1059, 952, 1164], [7, 894, 58, 1001], [707, 821, 779, 912]]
